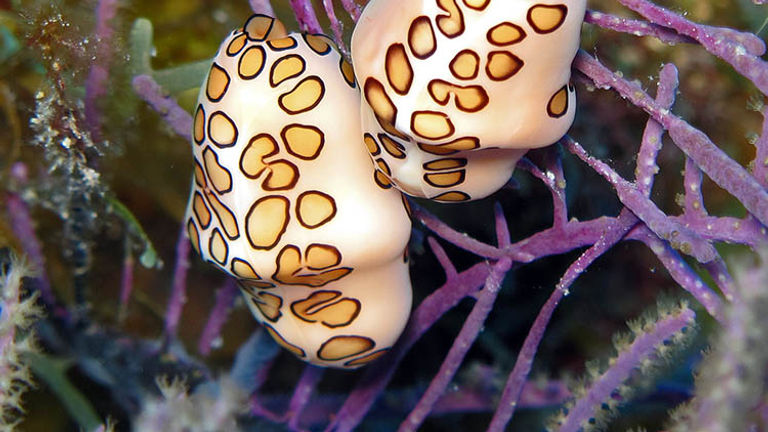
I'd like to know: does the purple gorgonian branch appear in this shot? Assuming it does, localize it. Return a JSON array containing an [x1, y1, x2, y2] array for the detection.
[[557, 305, 696, 432], [84, 0, 119, 139], [132, 75, 193, 141], [198, 279, 239, 356], [163, 225, 191, 343]]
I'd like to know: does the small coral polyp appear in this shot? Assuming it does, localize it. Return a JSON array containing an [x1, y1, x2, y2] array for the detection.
[[186, 15, 412, 369], [352, 0, 586, 201]]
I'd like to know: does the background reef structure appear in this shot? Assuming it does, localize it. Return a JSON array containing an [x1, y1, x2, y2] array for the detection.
[[1, 0, 768, 430]]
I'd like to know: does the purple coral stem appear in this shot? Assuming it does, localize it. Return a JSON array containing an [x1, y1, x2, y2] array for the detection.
[[558, 307, 696, 432], [5, 192, 55, 306], [84, 0, 119, 139], [132, 74, 193, 141], [287, 365, 325, 431], [574, 51, 768, 229], [628, 226, 724, 321], [398, 257, 512, 432], [487, 210, 637, 431], [617, 0, 768, 92], [118, 249, 134, 322], [327, 243, 492, 432], [636, 63, 678, 197], [414, 206, 501, 259], [321, 0, 348, 54], [517, 148, 567, 228], [289, 0, 324, 34], [164, 225, 191, 342], [338, 0, 361, 21], [6, 164, 55, 307], [584, 10, 692, 45], [683, 157, 707, 219], [197, 279, 239, 356], [564, 136, 717, 263], [249, 0, 274, 15], [753, 106, 768, 189]]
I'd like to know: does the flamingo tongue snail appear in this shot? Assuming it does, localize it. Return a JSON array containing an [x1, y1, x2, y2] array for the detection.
[[351, 0, 587, 202], [185, 14, 412, 369]]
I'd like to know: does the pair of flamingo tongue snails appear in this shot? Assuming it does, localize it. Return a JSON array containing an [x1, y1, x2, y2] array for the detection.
[[185, 15, 412, 369], [351, 0, 586, 202], [186, 0, 586, 368]]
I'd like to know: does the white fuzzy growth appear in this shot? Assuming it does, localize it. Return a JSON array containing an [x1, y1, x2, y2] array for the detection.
[[132, 376, 248, 432], [0, 256, 41, 430]]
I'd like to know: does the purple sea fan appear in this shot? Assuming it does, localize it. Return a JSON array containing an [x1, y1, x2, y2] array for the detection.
[[6, 0, 766, 430]]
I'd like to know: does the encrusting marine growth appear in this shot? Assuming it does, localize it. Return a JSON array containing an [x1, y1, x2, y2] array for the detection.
[[352, 0, 586, 201], [186, 14, 412, 368], [188, 0, 587, 368]]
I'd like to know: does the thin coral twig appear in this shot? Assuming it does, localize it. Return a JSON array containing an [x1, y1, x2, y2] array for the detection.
[[289, 0, 323, 33], [703, 259, 737, 303], [398, 258, 511, 432], [287, 365, 325, 431], [249, 0, 274, 15], [518, 146, 567, 228], [584, 9, 692, 45], [132, 75, 192, 140], [327, 261, 492, 432], [164, 225, 191, 343], [118, 246, 134, 322], [338, 0, 361, 21], [628, 226, 724, 321], [558, 306, 696, 432], [321, 0, 348, 54], [753, 105, 768, 189], [574, 51, 768, 228], [487, 210, 636, 432], [617, 0, 768, 92], [427, 237, 458, 280], [564, 136, 717, 263], [198, 279, 239, 356], [84, 0, 119, 139], [683, 157, 707, 219], [413, 205, 501, 259], [636, 63, 678, 197], [6, 164, 55, 307], [494, 203, 511, 248]]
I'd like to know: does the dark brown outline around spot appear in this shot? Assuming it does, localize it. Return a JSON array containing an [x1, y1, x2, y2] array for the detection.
[[244, 14, 275, 41], [237, 45, 267, 80], [266, 36, 298, 51], [408, 16, 437, 59], [278, 75, 326, 115], [317, 335, 375, 361], [280, 123, 325, 160], [486, 22, 527, 46], [202, 146, 234, 194], [208, 227, 229, 265], [290, 290, 362, 328], [546, 85, 569, 118], [423, 170, 467, 188], [269, 54, 306, 88], [207, 111, 239, 148], [245, 195, 290, 250], [449, 50, 480, 80], [251, 292, 283, 322], [410, 110, 456, 140], [296, 191, 337, 229], [206, 63, 231, 102], [526, 4, 568, 34], [385, 43, 414, 95]]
